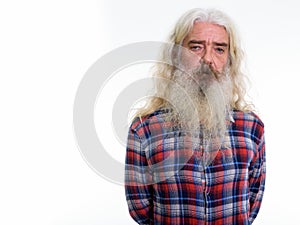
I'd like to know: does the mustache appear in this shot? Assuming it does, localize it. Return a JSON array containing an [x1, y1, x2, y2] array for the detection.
[[190, 63, 222, 82], [173, 62, 222, 98]]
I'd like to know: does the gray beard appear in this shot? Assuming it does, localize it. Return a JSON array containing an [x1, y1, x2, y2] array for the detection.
[[163, 62, 233, 165]]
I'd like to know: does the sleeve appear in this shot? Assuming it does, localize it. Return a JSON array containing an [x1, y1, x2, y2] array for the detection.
[[248, 130, 266, 224], [124, 125, 153, 225]]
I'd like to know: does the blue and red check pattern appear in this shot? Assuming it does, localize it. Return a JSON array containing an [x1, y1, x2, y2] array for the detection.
[[125, 109, 266, 225]]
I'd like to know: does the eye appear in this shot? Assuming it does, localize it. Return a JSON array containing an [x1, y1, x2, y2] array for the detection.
[[215, 47, 225, 54], [190, 45, 204, 52]]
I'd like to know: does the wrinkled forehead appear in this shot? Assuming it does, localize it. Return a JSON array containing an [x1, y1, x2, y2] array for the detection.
[[185, 21, 229, 44]]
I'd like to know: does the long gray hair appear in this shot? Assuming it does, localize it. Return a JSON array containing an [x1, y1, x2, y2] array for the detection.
[[134, 8, 252, 120]]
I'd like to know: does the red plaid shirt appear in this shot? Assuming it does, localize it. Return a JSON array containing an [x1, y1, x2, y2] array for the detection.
[[125, 109, 266, 225]]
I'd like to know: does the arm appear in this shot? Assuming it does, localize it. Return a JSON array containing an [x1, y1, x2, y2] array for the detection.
[[248, 133, 266, 224], [125, 126, 153, 224]]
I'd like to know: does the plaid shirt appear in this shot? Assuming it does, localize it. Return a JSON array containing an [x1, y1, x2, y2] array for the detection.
[[125, 109, 266, 225]]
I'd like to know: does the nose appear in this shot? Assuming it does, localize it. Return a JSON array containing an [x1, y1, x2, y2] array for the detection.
[[201, 49, 213, 65]]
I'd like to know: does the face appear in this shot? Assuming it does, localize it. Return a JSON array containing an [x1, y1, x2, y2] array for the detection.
[[181, 22, 229, 73]]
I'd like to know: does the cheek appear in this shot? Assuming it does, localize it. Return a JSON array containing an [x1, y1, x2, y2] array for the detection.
[[214, 56, 229, 72], [180, 51, 201, 70]]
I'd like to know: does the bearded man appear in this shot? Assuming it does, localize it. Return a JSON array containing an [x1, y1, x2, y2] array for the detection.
[[125, 8, 266, 225]]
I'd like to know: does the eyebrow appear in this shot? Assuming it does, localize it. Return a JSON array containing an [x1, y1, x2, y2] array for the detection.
[[188, 40, 228, 47]]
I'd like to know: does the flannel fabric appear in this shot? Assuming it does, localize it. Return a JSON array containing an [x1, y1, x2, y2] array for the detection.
[[125, 109, 266, 225]]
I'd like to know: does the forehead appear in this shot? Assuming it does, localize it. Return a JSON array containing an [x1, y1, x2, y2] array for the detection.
[[185, 21, 229, 43]]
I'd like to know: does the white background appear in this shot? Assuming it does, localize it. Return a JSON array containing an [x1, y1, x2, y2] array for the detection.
[[1, 0, 299, 224]]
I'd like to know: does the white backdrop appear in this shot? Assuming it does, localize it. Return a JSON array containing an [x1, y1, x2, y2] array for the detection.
[[1, 0, 299, 224]]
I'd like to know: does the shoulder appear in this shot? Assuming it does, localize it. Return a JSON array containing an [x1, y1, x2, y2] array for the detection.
[[232, 110, 264, 128], [129, 108, 169, 135], [231, 110, 265, 142]]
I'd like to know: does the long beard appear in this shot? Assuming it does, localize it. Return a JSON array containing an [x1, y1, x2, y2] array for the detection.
[[163, 62, 233, 165]]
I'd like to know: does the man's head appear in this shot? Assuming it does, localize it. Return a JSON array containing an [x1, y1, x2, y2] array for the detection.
[[150, 8, 251, 115], [134, 8, 252, 125], [168, 8, 242, 76], [181, 21, 229, 73]]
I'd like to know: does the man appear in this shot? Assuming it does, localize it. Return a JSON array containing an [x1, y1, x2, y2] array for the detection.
[[125, 8, 266, 225]]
